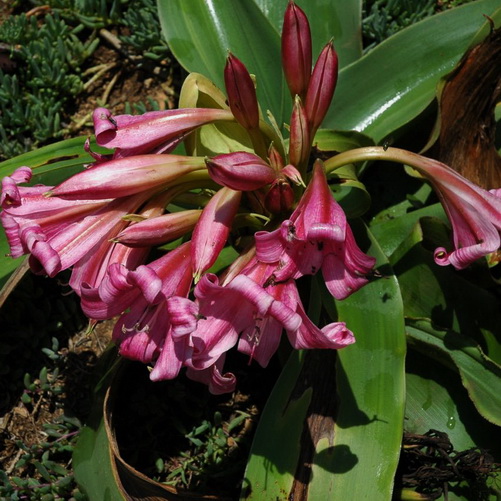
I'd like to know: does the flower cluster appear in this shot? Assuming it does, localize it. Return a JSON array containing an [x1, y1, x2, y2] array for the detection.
[[2, 1, 499, 393]]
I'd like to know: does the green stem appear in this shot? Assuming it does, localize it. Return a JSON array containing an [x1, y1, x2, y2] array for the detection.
[[324, 146, 434, 175]]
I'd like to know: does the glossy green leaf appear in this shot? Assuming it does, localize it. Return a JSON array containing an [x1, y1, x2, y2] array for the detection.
[[383, 216, 501, 364], [244, 223, 406, 500], [404, 349, 501, 501], [0, 136, 104, 185], [252, 0, 363, 67], [407, 318, 501, 427], [241, 350, 312, 500], [324, 221, 406, 500], [73, 348, 125, 501], [325, 0, 501, 142], [158, 0, 289, 128]]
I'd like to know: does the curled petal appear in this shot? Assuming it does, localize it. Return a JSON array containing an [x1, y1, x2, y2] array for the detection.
[[186, 355, 236, 395], [1, 167, 32, 207]]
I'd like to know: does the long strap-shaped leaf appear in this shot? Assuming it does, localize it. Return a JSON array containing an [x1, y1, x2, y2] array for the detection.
[[158, 0, 289, 127], [325, 0, 501, 142], [242, 222, 406, 500]]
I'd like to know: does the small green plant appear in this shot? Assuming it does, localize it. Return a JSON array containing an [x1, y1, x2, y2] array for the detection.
[[0, 12, 98, 159], [163, 410, 252, 490]]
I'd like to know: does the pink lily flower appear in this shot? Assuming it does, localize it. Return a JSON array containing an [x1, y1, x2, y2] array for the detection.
[[235, 258, 355, 367], [191, 187, 242, 280], [256, 160, 375, 300], [409, 154, 501, 269], [49, 154, 206, 200], [108, 242, 194, 382], [93, 107, 235, 157], [1, 167, 151, 278], [169, 255, 355, 373], [169, 271, 302, 371]]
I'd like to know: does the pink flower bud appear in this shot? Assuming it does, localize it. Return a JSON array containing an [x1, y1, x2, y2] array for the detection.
[[205, 152, 277, 191], [289, 95, 310, 168], [268, 145, 285, 171], [192, 188, 242, 281], [265, 179, 295, 214], [224, 53, 260, 130], [115, 210, 202, 247], [281, 1, 312, 100], [305, 41, 338, 132]]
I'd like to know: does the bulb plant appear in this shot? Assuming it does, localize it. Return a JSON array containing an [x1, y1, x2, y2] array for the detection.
[[1, 0, 500, 499]]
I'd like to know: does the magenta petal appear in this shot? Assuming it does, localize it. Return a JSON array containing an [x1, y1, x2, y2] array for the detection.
[[149, 328, 188, 382], [186, 355, 236, 395], [50, 155, 205, 200], [168, 296, 199, 337], [1, 167, 32, 207], [191, 187, 241, 279], [93, 107, 235, 155]]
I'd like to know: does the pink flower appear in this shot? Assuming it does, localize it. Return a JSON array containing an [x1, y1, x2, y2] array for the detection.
[[1, 168, 146, 278], [49, 154, 206, 200], [410, 155, 501, 269], [108, 242, 195, 382], [170, 255, 355, 372], [170, 271, 301, 371], [191, 187, 241, 280], [256, 160, 375, 300], [93, 107, 235, 157]]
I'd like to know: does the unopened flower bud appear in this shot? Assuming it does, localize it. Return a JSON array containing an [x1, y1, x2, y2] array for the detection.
[[282, 0, 312, 100], [268, 144, 285, 171], [265, 179, 295, 214], [206, 152, 277, 191], [224, 53, 260, 130], [289, 95, 310, 169], [305, 41, 338, 133]]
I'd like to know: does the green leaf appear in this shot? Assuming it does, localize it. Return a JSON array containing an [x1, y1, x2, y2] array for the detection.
[[241, 350, 311, 500], [383, 216, 501, 364], [325, 0, 501, 142], [243, 222, 406, 500], [404, 347, 501, 499], [406, 318, 501, 427], [158, 0, 289, 128], [324, 221, 406, 500], [73, 347, 124, 501]]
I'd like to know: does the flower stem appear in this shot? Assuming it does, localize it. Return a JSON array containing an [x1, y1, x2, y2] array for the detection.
[[324, 146, 435, 175]]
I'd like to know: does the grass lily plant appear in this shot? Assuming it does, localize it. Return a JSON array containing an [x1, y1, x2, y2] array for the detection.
[[1, 1, 500, 499]]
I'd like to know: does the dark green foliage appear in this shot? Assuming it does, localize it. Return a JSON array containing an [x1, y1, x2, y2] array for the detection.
[[0, 13, 97, 158], [0, 0, 170, 160], [119, 0, 170, 61], [362, 0, 437, 51]]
